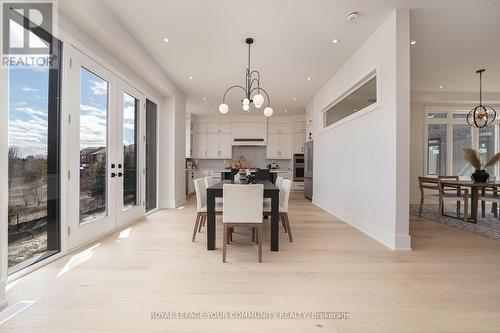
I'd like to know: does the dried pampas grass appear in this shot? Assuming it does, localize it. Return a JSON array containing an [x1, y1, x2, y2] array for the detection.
[[463, 148, 500, 170]]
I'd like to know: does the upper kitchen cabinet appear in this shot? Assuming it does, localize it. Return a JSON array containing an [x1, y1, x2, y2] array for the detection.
[[191, 117, 232, 159], [291, 115, 306, 154], [267, 116, 292, 159]]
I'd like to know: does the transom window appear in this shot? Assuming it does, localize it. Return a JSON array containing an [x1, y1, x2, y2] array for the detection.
[[425, 109, 500, 177]]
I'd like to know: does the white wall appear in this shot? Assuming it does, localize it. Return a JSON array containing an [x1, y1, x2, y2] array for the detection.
[[311, 10, 411, 250], [159, 95, 186, 208]]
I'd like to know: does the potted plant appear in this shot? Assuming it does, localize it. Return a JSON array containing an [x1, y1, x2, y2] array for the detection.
[[463, 148, 500, 182]]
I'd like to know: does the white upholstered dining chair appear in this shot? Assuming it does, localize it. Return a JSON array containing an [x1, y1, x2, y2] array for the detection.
[[264, 178, 293, 242], [222, 184, 264, 263], [192, 178, 222, 242]]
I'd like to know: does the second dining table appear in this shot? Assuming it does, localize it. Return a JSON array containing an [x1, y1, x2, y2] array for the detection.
[[206, 180, 280, 251], [439, 179, 500, 223]]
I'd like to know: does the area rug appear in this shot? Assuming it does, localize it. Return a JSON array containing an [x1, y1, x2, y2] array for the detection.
[[409, 204, 500, 241]]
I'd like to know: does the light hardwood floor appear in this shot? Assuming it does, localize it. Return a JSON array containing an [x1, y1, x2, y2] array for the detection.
[[2, 193, 500, 333]]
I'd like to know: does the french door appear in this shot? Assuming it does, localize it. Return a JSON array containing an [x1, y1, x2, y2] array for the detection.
[[67, 47, 145, 249]]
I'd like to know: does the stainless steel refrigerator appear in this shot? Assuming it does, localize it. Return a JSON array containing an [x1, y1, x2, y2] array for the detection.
[[304, 140, 313, 200]]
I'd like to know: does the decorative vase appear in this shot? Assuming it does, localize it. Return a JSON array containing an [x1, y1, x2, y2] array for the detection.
[[471, 169, 489, 183], [246, 174, 257, 184]]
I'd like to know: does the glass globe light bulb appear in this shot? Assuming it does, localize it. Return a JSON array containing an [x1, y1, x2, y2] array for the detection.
[[243, 104, 250, 111], [242, 98, 250, 105], [253, 94, 264, 108], [264, 107, 273, 117], [219, 103, 229, 114]]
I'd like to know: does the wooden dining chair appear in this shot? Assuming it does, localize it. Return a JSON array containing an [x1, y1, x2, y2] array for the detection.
[[418, 176, 440, 217], [437, 176, 469, 223], [192, 178, 222, 242], [479, 185, 500, 219], [264, 178, 293, 242], [222, 184, 264, 263]]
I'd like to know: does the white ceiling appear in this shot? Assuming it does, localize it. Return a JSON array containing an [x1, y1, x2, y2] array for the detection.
[[60, 0, 500, 115]]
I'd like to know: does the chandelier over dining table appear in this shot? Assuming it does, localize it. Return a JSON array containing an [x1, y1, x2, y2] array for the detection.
[[219, 38, 273, 117]]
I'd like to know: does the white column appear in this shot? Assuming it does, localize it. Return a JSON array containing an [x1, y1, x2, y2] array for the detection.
[[394, 9, 412, 250]]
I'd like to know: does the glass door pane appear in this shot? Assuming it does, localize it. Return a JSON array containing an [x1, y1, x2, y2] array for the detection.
[[145, 100, 157, 212], [7, 21, 62, 273], [453, 124, 473, 176], [122, 93, 139, 209], [79, 68, 109, 223]]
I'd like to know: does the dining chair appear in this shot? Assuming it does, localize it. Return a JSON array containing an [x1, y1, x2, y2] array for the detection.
[[437, 176, 469, 223], [204, 176, 217, 188], [192, 178, 222, 242], [263, 176, 284, 207], [418, 176, 440, 217], [222, 184, 264, 263], [479, 185, 500, 219], [263, 178, 293, 242], [480, 176, 496, 218]]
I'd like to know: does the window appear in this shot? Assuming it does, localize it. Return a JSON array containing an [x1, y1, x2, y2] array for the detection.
[[7, 21, 63, 273], [427, 124, 447, 175], [425, 109, 499, 177], [452, 124, 473, 176], [122, 93, 139, 209], [79, 68, 109, 223], [323, 74, 377, 128]]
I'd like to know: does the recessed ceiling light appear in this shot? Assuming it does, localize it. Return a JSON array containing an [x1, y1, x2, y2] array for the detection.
[[188, 76, 193, 80], [410, 40, 417, 45], [439, 85, 444, 89], [284, 110, 288, 113], [307, 76, 311, 81], [293, 97, 297, 101], [332, 39, 339, 44], [202, 97, 207, 101], [163, 38, 169, 43]]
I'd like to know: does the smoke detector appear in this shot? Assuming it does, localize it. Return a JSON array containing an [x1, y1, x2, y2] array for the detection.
[[347, 11, 359, 22]]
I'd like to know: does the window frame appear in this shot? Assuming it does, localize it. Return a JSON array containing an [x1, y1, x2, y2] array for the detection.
[[423, 106, 500, 178], [320, 68, 380, 132]]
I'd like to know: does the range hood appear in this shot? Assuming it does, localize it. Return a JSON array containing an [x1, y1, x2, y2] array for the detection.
[[231, 122, 267, 146]]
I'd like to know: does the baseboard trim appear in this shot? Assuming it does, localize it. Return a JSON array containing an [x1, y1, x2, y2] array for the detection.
[[313, 197, 411, 251]]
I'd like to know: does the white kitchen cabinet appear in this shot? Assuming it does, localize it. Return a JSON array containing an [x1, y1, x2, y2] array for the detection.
[[293, 132, 305, 154], [267, 133, 291, 159], [192, 133, 207, 157], [192, 132, 232, 159], [206, 123, 219, 133], [219, 133, 232, 158], [218, 123, 231, 133], [292, 121, 306, 133], [268, 122, 292, 134], [193, 123, 207, 133], [206, 133, 219, 157]]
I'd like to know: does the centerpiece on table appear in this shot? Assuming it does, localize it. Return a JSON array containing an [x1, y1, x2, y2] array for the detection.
[[463, 148, 500, 182]]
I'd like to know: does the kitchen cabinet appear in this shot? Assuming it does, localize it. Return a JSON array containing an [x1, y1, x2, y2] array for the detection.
[[194, 122, 231, 134], [293, 132, 305, 154], [268, 122, 292, 134], [292, 121, 306, 133], [267, 133, 291, 159], [192, 132, 232, 159]]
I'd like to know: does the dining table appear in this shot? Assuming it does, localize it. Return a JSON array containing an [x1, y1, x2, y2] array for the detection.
[[206, 180, 280, 251], [439, 179, 500, 223]]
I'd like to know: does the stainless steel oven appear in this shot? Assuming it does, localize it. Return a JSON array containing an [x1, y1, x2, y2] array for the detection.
[[293, 154, 304, 181]]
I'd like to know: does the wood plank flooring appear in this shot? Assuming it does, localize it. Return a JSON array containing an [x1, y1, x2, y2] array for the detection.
[[1, 193, 500, 332]]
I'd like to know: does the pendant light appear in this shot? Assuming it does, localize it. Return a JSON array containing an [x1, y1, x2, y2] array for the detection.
[[467, 69, 496, 128]]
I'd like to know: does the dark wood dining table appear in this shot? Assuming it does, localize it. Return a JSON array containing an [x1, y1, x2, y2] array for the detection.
[[206, 180, 280, 251], [439, 179, 500, 223]]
